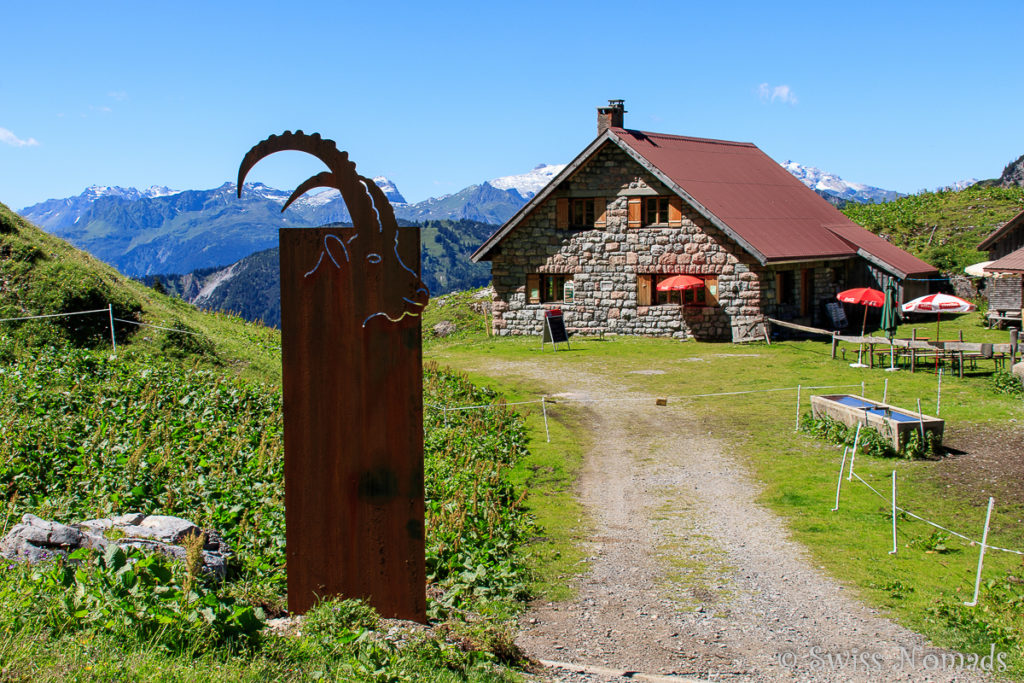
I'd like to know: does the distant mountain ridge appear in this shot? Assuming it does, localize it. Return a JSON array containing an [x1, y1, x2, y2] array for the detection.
[[781, 161, 903, 205], [151, 219, 496, 327], [20, 160, 912, 278]]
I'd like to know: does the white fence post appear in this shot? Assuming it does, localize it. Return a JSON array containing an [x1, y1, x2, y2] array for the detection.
[[848, 423, 862, 481], [965, 497, 995, 607], [108, 304, 116, 351], [832, 448, 848, 512], [795, 385, 802, 432], [541, 396, 550, 443], [889, 470, 898, 555], [916, 399, 925, 441]]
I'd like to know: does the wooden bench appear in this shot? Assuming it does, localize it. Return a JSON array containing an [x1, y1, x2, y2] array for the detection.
[[987, 311, 1022, 329]]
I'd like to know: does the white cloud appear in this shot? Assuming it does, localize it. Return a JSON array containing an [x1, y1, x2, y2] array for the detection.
[[108, 90, 128, 101], [758, 83, 798, 105], [0, 127, 39, 147]]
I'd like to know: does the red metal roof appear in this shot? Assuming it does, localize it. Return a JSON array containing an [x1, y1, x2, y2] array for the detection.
[[978, 208, 1024, 251], [986, 246, 1024, 273], [612, 128, 937, 276]]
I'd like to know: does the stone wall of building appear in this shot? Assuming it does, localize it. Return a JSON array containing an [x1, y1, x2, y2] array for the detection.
[[488, 143, 842, 340]]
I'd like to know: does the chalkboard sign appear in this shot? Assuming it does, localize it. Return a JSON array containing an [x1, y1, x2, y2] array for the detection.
[[542, 309, 570, 350], [825, 302, 848, 330]]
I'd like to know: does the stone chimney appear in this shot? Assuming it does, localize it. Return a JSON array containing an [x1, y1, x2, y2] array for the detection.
[[597, 99, 626, 136]]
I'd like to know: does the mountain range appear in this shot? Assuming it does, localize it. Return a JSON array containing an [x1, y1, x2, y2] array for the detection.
[[18, 161, 907, 278]]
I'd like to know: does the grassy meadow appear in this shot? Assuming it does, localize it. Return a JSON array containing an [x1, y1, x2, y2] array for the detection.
[[1, 205, 552, 681], [423, 299, 1024, 677]]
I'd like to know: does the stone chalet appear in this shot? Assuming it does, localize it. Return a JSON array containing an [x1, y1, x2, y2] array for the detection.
[[471, 101, 938, 341], [979, 208, 1024, 325]]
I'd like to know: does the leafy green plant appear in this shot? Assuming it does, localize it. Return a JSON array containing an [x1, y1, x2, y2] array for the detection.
[[990, 370, 1024, 397], [908, 530, 958, 554], [799, 413, 938, 459], [0, 546, 263, 652]]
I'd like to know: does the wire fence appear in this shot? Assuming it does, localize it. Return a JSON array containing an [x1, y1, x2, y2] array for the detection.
[[4, 303, 1022, 605], [0, 304, 282, 352]]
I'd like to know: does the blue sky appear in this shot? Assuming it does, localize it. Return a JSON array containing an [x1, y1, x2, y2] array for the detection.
[[2, 1, 1022, 210]]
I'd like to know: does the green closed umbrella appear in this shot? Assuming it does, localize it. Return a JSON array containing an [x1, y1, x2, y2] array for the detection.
[[881, 278, 901, 371]]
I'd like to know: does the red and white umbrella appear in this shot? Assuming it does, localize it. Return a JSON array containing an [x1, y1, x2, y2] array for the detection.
[[900, 293, 976, 313], [901, 293, 975, 340], [837, 287, 885, 367]]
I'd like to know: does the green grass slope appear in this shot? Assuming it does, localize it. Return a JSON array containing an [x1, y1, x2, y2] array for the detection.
[[841, 185, 1024, 273], [0, 204, 541, 680], [1, 201, 282, 382]]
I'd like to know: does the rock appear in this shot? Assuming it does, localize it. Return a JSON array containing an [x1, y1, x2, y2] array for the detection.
[[432, 320, 457, 337], [1, 513, 231, 579], [1012, 361, 1024, 383], [998, 153, 1024, 188]]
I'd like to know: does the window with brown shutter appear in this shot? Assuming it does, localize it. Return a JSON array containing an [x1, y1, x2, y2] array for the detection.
[[643, 197, 669, 225], [527, 274, 540, 303], [571, 198, 594, 227], [800, 268, 813, 317], [556, 198, 569, 229], [637, 273, 652, 306], [528, 274, 573, 303], [628, 198, 642, 228], [705, 277, 719, 305], [668, 197, 683, 227], [594, 197, 607, 228]]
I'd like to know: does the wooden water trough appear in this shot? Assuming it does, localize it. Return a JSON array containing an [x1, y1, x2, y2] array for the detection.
[[810, 394, 944, 451]]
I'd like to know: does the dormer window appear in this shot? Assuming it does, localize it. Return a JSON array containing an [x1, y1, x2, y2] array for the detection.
[[556, 197, 607, 229], [644, 197, 670, 225], [627, 196, 684, 228], [572, 198, 595, 227]]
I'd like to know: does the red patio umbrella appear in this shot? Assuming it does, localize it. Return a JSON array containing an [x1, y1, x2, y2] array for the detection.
[[657, 274, 704, 306], [901, 293, 975, 341], [836, 287, 885, 368]]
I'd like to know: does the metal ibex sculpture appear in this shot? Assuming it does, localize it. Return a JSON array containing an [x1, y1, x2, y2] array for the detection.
[[237, 131, 429, 620], [237, 130, 430, 325]]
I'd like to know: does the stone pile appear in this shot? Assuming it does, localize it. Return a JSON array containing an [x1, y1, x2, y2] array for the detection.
[[0, 513, 231, 578]]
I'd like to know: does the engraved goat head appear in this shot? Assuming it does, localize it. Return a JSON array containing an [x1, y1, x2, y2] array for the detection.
[[237, 130, 430, 326]]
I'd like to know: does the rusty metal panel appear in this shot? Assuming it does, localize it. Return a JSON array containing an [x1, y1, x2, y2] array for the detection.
[[279, 225, 425, 620], [237, 131, 428, 621]]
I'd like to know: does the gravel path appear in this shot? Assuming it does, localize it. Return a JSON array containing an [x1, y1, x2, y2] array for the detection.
[[459, 358, 992, 683]]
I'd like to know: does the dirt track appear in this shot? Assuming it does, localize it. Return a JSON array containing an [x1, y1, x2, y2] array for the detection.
[[458, 358, 991, 683]]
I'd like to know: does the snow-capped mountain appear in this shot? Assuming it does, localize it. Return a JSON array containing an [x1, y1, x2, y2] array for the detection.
[[82, 185, 181, 201], [941, 178, 979, 192], [489, 164, 566, 198], [782, 161, 902, 204]]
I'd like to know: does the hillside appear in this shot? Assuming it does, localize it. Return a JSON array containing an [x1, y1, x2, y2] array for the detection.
[[0, 201, 282, 381], [841, 184, 1024, 273], [0, 202, 540, 679]]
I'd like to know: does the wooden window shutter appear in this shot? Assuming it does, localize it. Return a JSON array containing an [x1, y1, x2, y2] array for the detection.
[[800, 268, 813, 317], [705, 277, 719, 305], [637, 274, 652, 306], [527, 274, 540, 304], [556, 198, 569, 229], [627, 198, 642, 228], [594, 197, 607, 228], [668, 197, 683, 227]]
